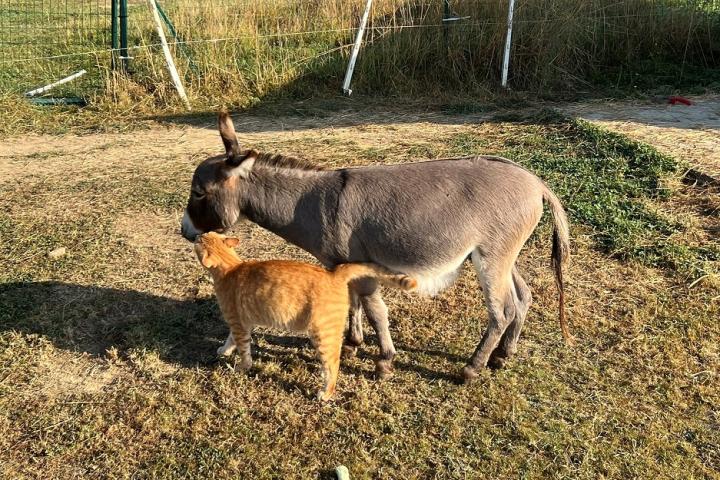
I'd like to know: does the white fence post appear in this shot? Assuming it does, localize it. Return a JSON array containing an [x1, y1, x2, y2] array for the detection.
[[24, 70, 87, 97], [342, 0, 373, 96], [501, 0, 516, 88], [148, 0, 191, 110]]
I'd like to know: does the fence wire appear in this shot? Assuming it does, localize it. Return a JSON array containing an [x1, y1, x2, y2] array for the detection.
[[1, 0, 719, 97], [2, 13, 710, 65]]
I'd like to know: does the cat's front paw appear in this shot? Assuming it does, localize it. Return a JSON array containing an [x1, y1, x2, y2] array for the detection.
[[234, 356, 252, 372], [316, 389, 335, 402], [217, 334, 236, 357], [217, 344, 236, 357]]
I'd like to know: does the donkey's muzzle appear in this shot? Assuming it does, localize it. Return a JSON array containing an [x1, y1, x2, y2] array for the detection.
[[181, 210, 202, 241]]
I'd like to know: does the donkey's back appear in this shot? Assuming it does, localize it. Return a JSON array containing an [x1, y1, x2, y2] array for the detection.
[[336, 156, 550, 284]]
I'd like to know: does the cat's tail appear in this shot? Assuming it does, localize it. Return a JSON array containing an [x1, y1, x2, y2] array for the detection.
[[333, 263, 417, 291]]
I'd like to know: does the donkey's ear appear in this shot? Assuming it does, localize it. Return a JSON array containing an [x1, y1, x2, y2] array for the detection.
[[227, 149, 258, 178], [223, 237, 240, 248], [218, 109, 241, 159]]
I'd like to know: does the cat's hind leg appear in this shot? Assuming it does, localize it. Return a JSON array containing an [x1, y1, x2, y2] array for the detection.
[[312, 314, 345, 401]]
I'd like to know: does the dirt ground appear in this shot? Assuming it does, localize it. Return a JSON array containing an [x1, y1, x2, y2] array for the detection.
[[4, 95, 718, 180], [562, 94, 720, 179], [0, 108, 494, 181]]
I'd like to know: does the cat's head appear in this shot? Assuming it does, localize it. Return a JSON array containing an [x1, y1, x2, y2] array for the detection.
[[194, 232, 241, 269]]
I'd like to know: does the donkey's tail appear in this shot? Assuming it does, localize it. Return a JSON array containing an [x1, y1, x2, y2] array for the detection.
[[333, 263, 417, 291], [542, 185, 574, 345]]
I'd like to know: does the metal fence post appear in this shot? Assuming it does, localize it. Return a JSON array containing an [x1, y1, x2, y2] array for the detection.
[[501, 0, 516, 88], [148, 0, 191, 109], [111, 0, 119, 70], [120, 0, 129, 71], [342, 0, 373, 95]]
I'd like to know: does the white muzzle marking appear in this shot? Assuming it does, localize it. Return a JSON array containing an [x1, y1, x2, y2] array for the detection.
[[181, 209, 201, 240]]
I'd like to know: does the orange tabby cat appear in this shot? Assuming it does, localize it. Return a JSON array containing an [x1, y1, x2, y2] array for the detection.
[[194, 232, 416, 401]]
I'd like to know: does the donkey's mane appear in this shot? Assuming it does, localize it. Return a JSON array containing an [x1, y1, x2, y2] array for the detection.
[[255, 152, 326, 171]]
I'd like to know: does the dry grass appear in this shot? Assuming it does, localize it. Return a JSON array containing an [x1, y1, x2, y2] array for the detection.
[[1, 105, 718, 478], [112, 0, 720, 109], [2, 0, 719, 122]]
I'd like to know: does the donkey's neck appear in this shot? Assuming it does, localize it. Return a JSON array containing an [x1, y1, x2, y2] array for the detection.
[[241, 167, 342, 257]]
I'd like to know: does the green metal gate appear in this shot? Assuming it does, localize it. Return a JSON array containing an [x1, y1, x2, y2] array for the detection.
[[0, 0, 127, 99]]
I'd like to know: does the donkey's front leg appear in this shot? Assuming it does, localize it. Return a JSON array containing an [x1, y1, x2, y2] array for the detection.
[[361, 291, 396, 379], [343, 290, 364, 357]]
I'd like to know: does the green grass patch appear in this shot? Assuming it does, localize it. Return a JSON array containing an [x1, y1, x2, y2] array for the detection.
[[452, 111, 718, 280]]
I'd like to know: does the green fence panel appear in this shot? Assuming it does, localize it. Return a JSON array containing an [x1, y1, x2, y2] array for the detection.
[[0, 0, 117, 96]]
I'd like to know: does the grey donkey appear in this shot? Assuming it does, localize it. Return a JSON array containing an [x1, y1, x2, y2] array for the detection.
[[181, 111, 573, 382]]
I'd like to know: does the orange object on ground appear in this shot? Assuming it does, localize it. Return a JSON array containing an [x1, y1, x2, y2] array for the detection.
[[669, 96, 692, 105]]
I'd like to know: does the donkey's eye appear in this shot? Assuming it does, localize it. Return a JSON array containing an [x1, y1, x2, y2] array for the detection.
[[191, 189, 205, 199]]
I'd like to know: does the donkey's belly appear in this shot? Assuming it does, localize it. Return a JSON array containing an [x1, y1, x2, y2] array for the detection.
[[384, 247, 475, 296]]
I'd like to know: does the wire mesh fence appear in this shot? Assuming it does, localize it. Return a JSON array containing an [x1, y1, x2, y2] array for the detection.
[[125, 0, 720, 102], [1, 0, 719, 103], [0, 0, 114, 97]]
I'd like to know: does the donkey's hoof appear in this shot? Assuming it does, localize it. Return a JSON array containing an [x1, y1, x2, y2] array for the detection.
[[341, 345, 358, 358], [462, 365, 480, 384], [374, 360, 394, 380]]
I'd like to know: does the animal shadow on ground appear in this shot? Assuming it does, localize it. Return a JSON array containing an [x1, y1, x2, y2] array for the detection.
[[0, 281, 226, 366], [0, 281, 461, 384]]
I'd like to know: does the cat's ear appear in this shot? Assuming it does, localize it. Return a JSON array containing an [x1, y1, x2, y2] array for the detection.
[[200, 250, 216, 268], [223, 237, 240, 248]]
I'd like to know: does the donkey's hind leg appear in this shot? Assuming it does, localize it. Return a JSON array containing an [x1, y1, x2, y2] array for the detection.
[[343, 290, 364, 357], [463, 250, 516, 383], [488, 266, 532, 369], [361, 291, 396, 379]]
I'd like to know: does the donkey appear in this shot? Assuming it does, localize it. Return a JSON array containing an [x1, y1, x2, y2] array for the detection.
[[181, 111, 573, 382]]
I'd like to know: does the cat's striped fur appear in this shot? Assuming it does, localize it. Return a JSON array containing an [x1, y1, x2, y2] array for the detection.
[[194, 232, 416, 401]]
